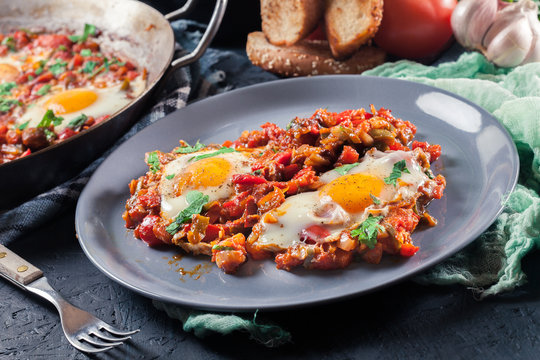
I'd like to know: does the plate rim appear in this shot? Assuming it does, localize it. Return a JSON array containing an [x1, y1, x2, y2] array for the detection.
[[75, 75, 520, 311]]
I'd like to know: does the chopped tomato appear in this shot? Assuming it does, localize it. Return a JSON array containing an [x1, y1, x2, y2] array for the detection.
[[135, 215, 162, 247], [337, 145, 359, 164]]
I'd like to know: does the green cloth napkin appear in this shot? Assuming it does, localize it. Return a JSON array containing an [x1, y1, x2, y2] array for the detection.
[[364, 52, 540, 298]]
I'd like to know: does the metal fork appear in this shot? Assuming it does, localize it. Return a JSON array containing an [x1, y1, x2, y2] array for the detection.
[[0, 244, 139, 353]]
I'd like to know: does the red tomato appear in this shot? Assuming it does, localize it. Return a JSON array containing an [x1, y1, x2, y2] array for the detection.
[[373, 0, 457, 60]]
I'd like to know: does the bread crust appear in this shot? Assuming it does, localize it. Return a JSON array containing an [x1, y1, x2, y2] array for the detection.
[[247, 31, 385, 77], [261, 0, 324, 46], [324, 0, 384, 59]]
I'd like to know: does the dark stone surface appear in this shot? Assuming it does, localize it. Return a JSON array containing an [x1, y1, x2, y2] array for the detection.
[[2, 205, 540, 359]]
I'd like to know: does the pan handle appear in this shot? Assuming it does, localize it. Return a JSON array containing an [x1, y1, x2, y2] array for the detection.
[[165, 0, 228, 70]]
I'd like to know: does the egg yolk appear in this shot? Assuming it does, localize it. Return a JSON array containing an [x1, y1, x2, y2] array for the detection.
[[0, 63, 19, 82], [175, 157, 232, 195], [320, 173, 384, 213], [44, 89, 98, 114]]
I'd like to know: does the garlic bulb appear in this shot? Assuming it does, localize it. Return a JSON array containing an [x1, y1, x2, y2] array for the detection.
[[451, 0, 540, 67]]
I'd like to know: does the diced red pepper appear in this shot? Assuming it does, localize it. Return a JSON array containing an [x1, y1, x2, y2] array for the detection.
[[300, 225, 331, 244], [337, 145, 359, 164], [282, 163, 300, 180], [202, 224, 221, 243], [400, 243, 419, 257], [232, 174, 267, 185], [57, 127, 77, 141], [135, 215, 162, 247], [273, 150, 292, 165]]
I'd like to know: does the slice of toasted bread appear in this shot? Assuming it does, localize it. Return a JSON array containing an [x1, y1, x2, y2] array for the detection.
[[324, 0, 383, 59], [261, 0, 325, 46], [246, 31, 385, 77]]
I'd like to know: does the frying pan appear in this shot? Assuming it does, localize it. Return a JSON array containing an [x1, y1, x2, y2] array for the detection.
[[0, 0, 227, 209]]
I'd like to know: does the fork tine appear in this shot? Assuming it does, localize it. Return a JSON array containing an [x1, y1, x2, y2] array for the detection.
[[99, 322, 140, 336], [69, 339, 114, 354], [91, 331, 132, 342], [79, 333, 124, 348]]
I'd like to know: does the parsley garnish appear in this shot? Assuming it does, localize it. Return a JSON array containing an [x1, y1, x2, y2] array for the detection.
[[17, 121, 30, 130], [1, 37, 15, 51], [147, 151, 160, 173], [0, 99, 20, 112], [0, 82, 16, 96], [334, 162, 359, 176], [36, 84, 51, 96], [82, 60, 97, 73], [43, 128, 56, 141], [370, 193, 381, 205], [212, 245, 235, 251], [57, 45, 67, 52], [166, 191, 210, 235], [350, 215, 383, 249], [175, 140, 205, 154], [67, 114, 88, 129], [189, 147, 235, 162], [80, 49, 92, 57], [37, 109, 63, 128], [384, 160, 410, 186], [165, 174, 175, 180], [49, 60, 67, 76], [425, 170, 435, 179], [35, 60, 47, 75], [68, 23, 97, 43]]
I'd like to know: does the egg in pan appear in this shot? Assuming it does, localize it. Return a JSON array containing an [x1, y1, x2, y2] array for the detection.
[[16, 77, 146, 131]]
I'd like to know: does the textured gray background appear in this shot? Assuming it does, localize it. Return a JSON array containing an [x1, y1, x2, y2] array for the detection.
[[2, 204, 540, 359]]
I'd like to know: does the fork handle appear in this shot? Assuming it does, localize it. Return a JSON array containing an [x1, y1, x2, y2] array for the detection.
[[0, 244, 43, 288]]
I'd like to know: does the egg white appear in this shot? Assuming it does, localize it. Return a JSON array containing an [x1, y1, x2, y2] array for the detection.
[[17, 76, 145, 131], [159, 149, 253, 221]]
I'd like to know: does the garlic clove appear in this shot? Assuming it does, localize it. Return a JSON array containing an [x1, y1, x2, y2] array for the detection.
[[522, 1, 540, 64], [483, 1, 535, 67], [451, 0, 498, 49]]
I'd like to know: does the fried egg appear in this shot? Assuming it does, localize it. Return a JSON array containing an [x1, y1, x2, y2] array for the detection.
[[159, 149, 253, 221], [16, 76, 145, 131], [253, 149, 432, 251]]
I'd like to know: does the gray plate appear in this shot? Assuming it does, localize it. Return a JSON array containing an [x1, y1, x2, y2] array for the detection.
[[75, 75, 519, 312]]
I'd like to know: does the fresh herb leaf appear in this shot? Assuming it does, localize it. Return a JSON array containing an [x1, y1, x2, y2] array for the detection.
[[370, 193, 381, 205], [1, 37, 15, 51], [212, 245, 235, 251], [17, 121, 30, 130], [147, 151, 160, 173], [350, 215, 383, 249], [68, 23, 97, 43], [0, 98, 20, 112], [43, 128, 56, 141], [80, 49, 92, 57], [165, 174, 175, 180], [57, 44, 67, 51], [35, 59, 47, 75], [28, 75, 34, 81], [334, 162, 359, 176], [38, 109, 64, 128], [175, 140, 205, 154], [49, 60, 67, 76], [0, 82, 16, 96], [189, 147, 236, 162], [425, 170, 435, 179], [36, 84, 51, 96], [82, 60, 97, 73], [166, 191, 210, 235], [252, 169, 262, 176], [67, 114, 88, 129], [384, 160, 410, 186]]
